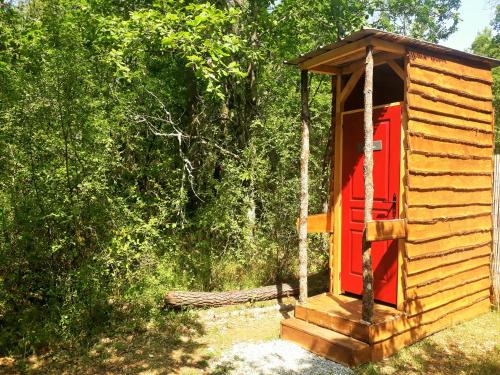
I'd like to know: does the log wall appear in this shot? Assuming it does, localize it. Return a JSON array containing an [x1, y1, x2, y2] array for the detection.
[[493, 153, 500, 308], [404, 51, 494, 319]]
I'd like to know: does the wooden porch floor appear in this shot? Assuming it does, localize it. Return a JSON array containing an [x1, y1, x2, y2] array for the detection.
[[281, 293, 407, 366], [300, 293, 402, 324]]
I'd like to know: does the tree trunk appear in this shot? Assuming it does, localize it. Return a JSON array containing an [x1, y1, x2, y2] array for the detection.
[[362, 45, 375, 323], [299, 70, 310, 304], [164, 270, 328, 308]]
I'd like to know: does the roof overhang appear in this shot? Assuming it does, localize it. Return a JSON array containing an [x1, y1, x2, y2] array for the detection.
[[286, 28, 500, 74]]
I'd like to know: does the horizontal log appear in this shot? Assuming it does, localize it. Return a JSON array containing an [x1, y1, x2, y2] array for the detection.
[[407, 153, 492, 173], [410, 149, 491, 161], [366, 219, 406, 241], [404, 280, 490, 316], [408, 110, 493, 132], [406, 261, 491, 289], [408, 76, 492, 101], [405, 256, 491, 287], [164, 270, 329, 308], [408, 169, 492, 176], [407, 82, 493, 113], [401, 294, 491, 341], [406, 188, 492, 207], [407, 174, 492, 191], [407, 227, 492, 244], [407, 215, 492, 241], [407, 274, 490, 301], [409, 129, 492, 148], [407, 211, 491, 224], [407, 204, 492, 222], [408, 52, 493, 83], [408, 94, 492, 123], [407, 63, 492, 98], [407, 240, 492, 263], [413, 151, 491, 163], [371, 295, 490, 350], [405, 265, 491, 299], [408, 119, 493, 143], [405, 230, 492, 258], [408, 185, 491, 192], [406, 241, 491, 271]]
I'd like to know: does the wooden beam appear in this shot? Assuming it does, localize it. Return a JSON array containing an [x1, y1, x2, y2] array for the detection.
[[366, 219, 406, 241], [371, 38, 406, 55], [341, 52, 403, 75], [333, 49, 368, 69], [387, 59, 405, 80], [299, 38, 372, 70], [362, 45, 375, 324], [340, 68, 364, 104], [296, 213, 332, 233], [299, 70, 310, 304], [299, 37, 405, 72], [310, 65, 341, 75]]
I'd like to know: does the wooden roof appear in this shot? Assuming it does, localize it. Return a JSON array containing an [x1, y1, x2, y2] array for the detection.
[[286, 28, 500, 73]]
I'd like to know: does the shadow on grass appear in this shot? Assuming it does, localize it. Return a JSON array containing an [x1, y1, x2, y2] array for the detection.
[[357, 336, 500, 375], [2, 310, 209, 375]]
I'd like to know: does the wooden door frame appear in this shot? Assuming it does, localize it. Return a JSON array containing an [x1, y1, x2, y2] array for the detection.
[[330, 101, 406, 310]]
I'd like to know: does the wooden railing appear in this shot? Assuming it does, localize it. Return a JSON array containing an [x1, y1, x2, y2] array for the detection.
[[298, 213, 406, 242]]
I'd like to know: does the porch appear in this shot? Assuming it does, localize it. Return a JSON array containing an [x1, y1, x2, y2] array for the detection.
[[281, 293, 405, 366]]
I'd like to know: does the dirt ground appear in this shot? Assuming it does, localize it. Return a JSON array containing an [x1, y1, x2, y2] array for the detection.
[[0, 299, 498, 374]]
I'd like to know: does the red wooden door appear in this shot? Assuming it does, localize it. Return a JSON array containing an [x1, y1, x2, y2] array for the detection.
[[340, 105, 401, 305]]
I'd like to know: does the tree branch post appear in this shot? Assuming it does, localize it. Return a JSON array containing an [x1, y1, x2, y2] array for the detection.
[[362, 45, 375, 323], [299, 70, 310, 304]]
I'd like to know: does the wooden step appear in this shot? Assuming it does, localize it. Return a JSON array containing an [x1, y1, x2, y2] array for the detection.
[[294, 293, 404, 344], [295, 303, 370, 343], [280, 318, 371, 366]]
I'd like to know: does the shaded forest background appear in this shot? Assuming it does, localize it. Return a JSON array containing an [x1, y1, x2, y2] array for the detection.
[[0, 0, 497, 354]]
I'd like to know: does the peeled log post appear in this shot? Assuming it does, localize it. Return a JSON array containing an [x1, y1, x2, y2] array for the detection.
[[362, 45, 375, 323], [299, 70, 310, 304]]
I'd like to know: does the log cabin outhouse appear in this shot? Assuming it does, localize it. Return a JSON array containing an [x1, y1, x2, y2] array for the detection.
[[281, 28, 499, 366]]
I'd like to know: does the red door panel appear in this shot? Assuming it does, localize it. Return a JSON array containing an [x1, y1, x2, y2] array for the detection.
[[341, 105, 401, 305]]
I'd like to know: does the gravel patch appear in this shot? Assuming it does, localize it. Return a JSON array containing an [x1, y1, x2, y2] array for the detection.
[[211, 339, 353, 375]]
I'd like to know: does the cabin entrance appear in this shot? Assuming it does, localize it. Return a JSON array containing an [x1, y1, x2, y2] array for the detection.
[[340, 104, 401, 305]]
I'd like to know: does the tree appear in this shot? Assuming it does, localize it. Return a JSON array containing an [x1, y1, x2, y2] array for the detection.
[[0, 0, 467, 353], [470, 5, 500, 150]]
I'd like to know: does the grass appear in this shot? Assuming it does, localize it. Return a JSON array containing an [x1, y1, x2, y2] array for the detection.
[[0, 301, 498, 374], [356, 310, 500, 375]]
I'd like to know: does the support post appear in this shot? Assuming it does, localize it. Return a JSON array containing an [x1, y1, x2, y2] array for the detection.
[[362, 45, 375, 323], [331, 73, 343, 295], [299, 70, 310, 304]]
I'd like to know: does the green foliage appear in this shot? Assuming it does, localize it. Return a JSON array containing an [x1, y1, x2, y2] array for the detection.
[[0, 0, 464, 354], [470, 5, 500, 150], [371, 0, 461, 42]]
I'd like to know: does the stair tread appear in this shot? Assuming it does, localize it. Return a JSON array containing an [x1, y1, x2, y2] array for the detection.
[[300, 293, 403, 324], [281, 318, 369, 351]]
